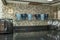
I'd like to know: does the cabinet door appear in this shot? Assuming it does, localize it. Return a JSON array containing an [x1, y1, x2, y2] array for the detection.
[[58, 10, 60, 19], [0, 21, 4, 32]]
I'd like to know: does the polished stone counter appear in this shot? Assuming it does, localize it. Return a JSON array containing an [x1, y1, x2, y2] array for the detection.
[[0, 25, 60, 40], [0, 31, 60, 40], [0, 34, 13, 40], [13, 25, 58, 33], [13, 31, 60, 40]]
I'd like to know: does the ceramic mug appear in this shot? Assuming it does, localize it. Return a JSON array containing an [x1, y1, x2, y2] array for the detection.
[[28, 14, 32, 20], [35, 14, 41, 20], [16, 14, 21, 21], [41, 14, 44, 20], [21, 14, 27, 20], [44, 14, 48, 20]]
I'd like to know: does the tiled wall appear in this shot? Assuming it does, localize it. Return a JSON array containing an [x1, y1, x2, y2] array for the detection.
[[2, 3, 54, 26]]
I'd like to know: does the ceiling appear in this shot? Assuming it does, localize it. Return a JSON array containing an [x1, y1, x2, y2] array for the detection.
[[6, 0, 60, 4], [2, 0, 60, 6], [23, 0, 60, 3]]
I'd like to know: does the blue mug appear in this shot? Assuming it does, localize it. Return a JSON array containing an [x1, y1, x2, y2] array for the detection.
[[35, 14, 41, 20], [16, 14, 21, 21], [28, 14, 32, 20], [41, 14, 44, 20], [21, 14, 27, 20], [44, 14, 48, 20]]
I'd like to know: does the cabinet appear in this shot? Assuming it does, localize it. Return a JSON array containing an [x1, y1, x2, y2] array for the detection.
[[0, 19, 13, 33]]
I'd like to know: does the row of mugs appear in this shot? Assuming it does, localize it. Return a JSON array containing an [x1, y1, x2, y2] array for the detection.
[[16, 14, 48, 21], [16, 14, 32, 21]]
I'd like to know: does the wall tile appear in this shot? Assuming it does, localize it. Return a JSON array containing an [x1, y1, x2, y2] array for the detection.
[[2, 3, 54, 26]]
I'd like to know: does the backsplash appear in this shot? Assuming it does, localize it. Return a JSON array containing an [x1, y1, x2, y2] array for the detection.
[[2, 3, 54, 26]]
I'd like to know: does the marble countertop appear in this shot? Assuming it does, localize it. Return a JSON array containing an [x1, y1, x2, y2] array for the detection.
[[0, 31, 60, 40], [13, 31, 60, 40]]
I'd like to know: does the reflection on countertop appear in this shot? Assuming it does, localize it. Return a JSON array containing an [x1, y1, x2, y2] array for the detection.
[[0, 34, 13, 40], [0, 31, 60, 40], [13, 31, 60, 40]]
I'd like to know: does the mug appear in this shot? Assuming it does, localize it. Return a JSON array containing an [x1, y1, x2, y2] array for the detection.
[[41, 14, 44, 20], [44, 14, 48, 20], [21, 14, 27, 20], [28, 14, 32, 20], [16, 14, 21, 21], [35, 14, 41, 20]]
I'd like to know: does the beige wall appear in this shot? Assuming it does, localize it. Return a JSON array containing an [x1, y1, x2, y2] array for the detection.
[[2, 3, 55, 26], [0, 0, 3, 18], [51, 6, 58, 19], [57, 5, 60, 19]]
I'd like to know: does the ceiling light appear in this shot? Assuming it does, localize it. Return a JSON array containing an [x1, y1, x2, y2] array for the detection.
[[48, 0, 53, 1]]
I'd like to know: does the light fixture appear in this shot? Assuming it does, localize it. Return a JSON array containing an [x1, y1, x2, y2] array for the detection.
[[8, 8, 13, 14], [48, 0, 53, 1]]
